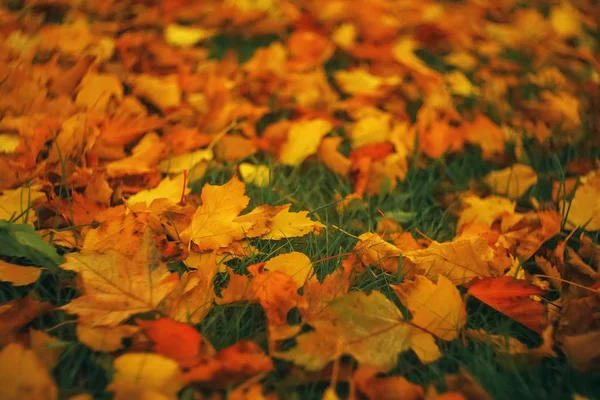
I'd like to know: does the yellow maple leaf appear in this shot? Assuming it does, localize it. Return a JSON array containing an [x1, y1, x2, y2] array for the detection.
[[129, 74, 181, 111], [76, 325, 140, 352], [353, 232, 402, 273], [350, 107, 393, 148], [334, 69, 400, 96], [261, 204, 325, 240], [163, 251, 218, 324], [0, 184, 46, 224], [126, 173, 189, 207], [0, 343, 57, 400], [484, 164, 538, 199], [263, 252, 313, 288], [0, 133, 21, 154], [392, 37, 440, 80], [562, 170, 600, 231], [403, 236, 497, 285], [279, 119, 333, 166], [182, 177, 252, 250], [61, 230, 179, 326], [238, 163, 271, 187], [445, 71, 479, 97], [550, 2, 582, 38], [276, 291, 438, 372], [458, 195, 515, 231], [108, 353, 184, 400], [164, 24, 215, 48], [0, 260, 42, 286], [393, 275, 466, 341]]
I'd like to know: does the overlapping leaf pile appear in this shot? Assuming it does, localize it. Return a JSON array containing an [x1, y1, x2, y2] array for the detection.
[[0, 0, 599, 399]]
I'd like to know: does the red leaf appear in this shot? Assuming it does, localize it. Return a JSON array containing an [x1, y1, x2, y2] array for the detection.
[[136, 318, 213, 369], [467, 277, 547, 334]]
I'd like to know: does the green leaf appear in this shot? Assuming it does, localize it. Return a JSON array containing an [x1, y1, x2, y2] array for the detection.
[[0, 221, 62, 271]]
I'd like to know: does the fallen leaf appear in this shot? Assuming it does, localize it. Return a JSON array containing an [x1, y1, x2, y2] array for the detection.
[[562, 170, 600, 231], [129, 74, 181, 111], [29, 329, 66, 370], [0, 184, 46, 225], [182, 177, 251, 250], [394, 275, 466, 341], [0, 297, 53, 345], [318, 137, 351, 176], [279, 119, 333, 166], [108, 353, 184, 400], [126, 173, 189, 207], [239, 163, 270, 187], [467, 277, 547, 333], [262, 252, 313, 288], [403, 235, 498, 285], [61, 229, 179, 326], [0, 343, 57, 400], [484, 164, 538, 199], [354, 365, 424, 400], [137, 318, 214, 368], [0, 259, 42, 286], [76, 324, 140, 352], [183, 340, 273, 385], [457, 195, 515, 232]]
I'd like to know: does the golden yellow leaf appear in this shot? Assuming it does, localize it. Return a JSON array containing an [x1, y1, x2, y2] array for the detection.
[[182, 177, 252, 250], [129, 74, 181, 111], [163, 252, 218, 324], [157, 149, 213, 174], [562, 170, 600, 231], [0, 184, 46, 224], [263, 252, 313, 288], [279, 119, 333, 166], [392, 37, 440, 79], [164, 24, 215, 48], [75, 73, 123, 114], [77, 324, 140, 352], [29, 329, 65, 370], [353, 232, 402, 273], [334, 69, 400, 96], [458, 195, 515, 231], [0, 343, 57, 400], [318, 137, 351, 176], [0, 260, 42, 286], [484, 164, 538, 199], [276, 291, 415, 372], [403, 236, 497, 285], [445, 71, 479, 97], [108, 353, 184, 400], [261, 204, 325, 240], [126, 173, 189, 207], [47, 114, 99, 166], [0, 133, 21, 154], [550, 2, 582, 38], [350, 108, 393, 147], [61, 230, 179, 326], [498, 210, 562, 261], [238, 163, 270, 187], [394, 275, 466, 341]]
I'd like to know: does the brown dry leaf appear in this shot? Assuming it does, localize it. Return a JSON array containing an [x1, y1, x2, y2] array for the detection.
[[0, 343, 57, 400], [394, 275, 466, 341], [108, 353, 184, 400], [77, 324, 140, 352], [0, 297, 53, 345], [534, 256, 563, 292], [403, 235, 498, 285], [498, 210, 562, 261], [181, 177, 252, 250], [0, 260, 42, 286], [61, 229, 179, 326]]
